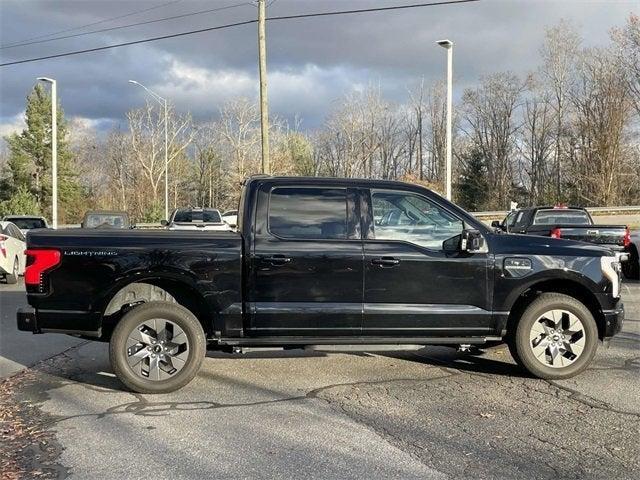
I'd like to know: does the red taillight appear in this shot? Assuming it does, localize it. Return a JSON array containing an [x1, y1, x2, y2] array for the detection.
[[0, 235, 6, 258], [550, 227, 562, 239], [623, 226, 631, 248], [24, 249, 61, 286]]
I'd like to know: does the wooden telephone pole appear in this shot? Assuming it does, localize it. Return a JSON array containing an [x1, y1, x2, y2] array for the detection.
[[258, 0, 270, 174]]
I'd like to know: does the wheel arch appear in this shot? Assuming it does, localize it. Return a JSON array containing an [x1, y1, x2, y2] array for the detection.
[[506, 278, 606, 340], [100, 277, 212, 340]]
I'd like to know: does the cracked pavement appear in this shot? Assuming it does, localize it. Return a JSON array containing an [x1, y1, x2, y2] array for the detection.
[[1, 280, 638, 479]]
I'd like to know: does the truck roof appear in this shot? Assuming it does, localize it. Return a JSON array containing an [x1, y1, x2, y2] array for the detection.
[[245, 175, 441, 191]]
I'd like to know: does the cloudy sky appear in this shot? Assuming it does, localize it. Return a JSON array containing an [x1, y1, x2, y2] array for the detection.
[[0, 0, 637, 140]]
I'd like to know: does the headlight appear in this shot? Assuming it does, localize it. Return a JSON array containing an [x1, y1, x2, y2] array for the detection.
[[601, 256, 621, 298]]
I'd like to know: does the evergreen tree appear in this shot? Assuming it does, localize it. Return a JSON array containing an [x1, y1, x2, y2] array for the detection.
[[456, 148, 489, 211], [1, 84, 84, 223]]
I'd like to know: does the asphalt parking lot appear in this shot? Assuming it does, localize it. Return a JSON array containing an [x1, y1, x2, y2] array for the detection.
[[1, 279, 638, 479]]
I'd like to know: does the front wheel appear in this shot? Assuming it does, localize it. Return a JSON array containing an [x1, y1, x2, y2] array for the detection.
[[109, 301, 206, 393], [510, 293, 598, 380]]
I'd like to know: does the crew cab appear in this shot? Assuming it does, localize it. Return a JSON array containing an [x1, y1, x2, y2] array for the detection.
[[18, 177, 624, 393], [493, 206, 633, 272]]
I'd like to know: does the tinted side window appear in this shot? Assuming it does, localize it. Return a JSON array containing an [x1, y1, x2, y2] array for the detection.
[[269, 187, 347, 240], [371, 190, 463, 250]]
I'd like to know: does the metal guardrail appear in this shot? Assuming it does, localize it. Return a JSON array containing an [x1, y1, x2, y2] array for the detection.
[[472, 206, 640, 218]]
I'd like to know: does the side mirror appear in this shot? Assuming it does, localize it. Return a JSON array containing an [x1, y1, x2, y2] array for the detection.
[[461, 229, 486, 253], [491, 220, 501, 229], [160, 220, 168, 227], [442, 234, 461, 252]]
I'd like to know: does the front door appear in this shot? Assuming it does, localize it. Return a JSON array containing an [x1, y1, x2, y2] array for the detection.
[[248, 183, 363, 336], [363, 188, 492, 336]]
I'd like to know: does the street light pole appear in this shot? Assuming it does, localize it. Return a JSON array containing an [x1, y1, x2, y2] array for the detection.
[[257, 0, 270, 174], [128, 80, 169, 220], [436, 39, 453, 201], [37, 77, 57, 229]]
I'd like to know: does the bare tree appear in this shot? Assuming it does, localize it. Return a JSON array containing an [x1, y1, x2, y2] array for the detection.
[[612, 13, 640, 117], [568, 48, 635, 205], [540, 20, 581, 199], [519, 84, 555, 204], [462, 72, 529, 208], [127, 101, 196, 209]]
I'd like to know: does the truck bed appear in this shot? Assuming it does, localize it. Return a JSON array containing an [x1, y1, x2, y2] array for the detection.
[[25, 228, 243, 336]]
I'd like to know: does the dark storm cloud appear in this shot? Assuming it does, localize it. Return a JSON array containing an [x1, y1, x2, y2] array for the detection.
[[0, 0, 636, 133]]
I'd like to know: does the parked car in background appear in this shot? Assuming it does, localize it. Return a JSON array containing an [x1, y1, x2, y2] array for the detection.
[[81, 211, 131, 229], [221, 210, 238, 228], [0, 221, 26, 284], [493, 205, 634, 277], [2, 215, 48, 235], [163, 207, 231, 231]]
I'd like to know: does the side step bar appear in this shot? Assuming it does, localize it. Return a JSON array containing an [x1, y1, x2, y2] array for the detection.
[[213, 336, 503, 347]]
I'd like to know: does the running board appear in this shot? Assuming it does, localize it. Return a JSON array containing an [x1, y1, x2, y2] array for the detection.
[[213, 336, 502, 347]]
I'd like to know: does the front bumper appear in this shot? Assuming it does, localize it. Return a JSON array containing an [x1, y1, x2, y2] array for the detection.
[[603, 303, 624, 338]]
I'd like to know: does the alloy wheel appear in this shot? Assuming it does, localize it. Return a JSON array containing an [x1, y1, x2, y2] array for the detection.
[[529, 309, 586, 368], [125, 318, 189, 381]]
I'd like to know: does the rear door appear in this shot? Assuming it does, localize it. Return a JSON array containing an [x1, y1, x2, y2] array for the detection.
[[362, 188, 492, 336], [248, 183, 363, 336]]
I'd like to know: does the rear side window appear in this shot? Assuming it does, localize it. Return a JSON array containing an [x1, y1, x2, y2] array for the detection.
[[533, 209, 591, 225], [268, 187, 347, 239]]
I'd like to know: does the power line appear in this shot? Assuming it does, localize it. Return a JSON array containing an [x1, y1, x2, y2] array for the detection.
[[0, 2, 252, 51], [0, 0, 480, 68], [1, 0, 183, 48]]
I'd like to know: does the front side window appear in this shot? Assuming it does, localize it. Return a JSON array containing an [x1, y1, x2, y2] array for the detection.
[[371, 190, 463, 249], [269, 187, 347, 240]]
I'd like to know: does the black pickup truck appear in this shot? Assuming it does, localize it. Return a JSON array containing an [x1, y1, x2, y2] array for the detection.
[[493, 206, 634, 273], [18, 177, 624, 393]]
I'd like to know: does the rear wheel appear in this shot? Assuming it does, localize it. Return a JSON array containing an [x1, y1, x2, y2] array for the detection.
[[5, 257, 19, 284], [511, 293, 598, 379], [109, 301, 206, 394]]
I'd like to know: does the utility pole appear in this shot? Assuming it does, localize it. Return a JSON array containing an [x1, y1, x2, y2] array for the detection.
[[258, 0, 270, 174], [37, 77, 57, 229], [436, 39, 453, 201]]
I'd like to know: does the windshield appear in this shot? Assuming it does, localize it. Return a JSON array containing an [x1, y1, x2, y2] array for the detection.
[[173, 209, 222, 223], [85, 214, 128, 228], [533, 209, 591, 225], [7, 218, 46, 229]]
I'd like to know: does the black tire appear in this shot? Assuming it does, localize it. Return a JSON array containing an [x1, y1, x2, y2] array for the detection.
[[109, 301, 206, 394], [5, 257, 19, 284], [622, 245, 639, 280], [511, 293, 598, 380]]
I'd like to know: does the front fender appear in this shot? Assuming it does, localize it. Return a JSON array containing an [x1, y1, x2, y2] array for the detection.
[[494, 255, 605, 313]]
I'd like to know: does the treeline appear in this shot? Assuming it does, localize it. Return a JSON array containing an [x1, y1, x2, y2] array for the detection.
[[1, 15, 639, 223]]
